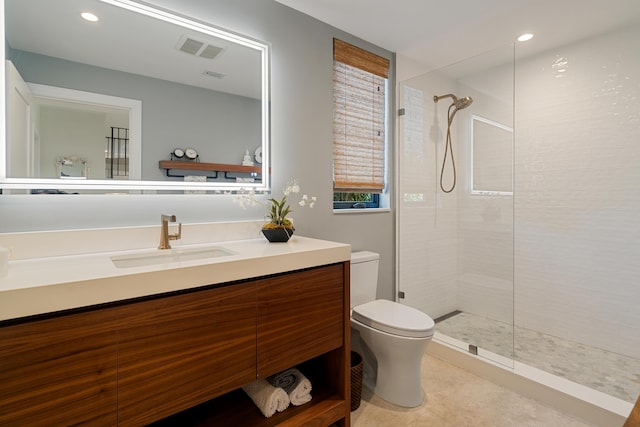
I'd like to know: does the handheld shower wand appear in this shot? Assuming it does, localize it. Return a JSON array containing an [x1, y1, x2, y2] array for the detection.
[[434, 94, 473, 193]]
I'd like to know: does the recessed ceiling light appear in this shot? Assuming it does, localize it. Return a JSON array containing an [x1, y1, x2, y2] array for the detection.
[[81, 12, 99, 22], [517, 33, 534, 42]]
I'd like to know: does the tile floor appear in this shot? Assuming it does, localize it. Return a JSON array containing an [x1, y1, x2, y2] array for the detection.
[[436, 312, 640, 403], [351, 353, 595, 426]]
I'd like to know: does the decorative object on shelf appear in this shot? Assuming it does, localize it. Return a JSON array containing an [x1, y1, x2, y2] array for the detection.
[[236, 177, 255, 183], [241, 379, 290, 418], [185, 147, 199, 160], [267, 367, 312, 406], [254, 146, 262, 164], [171, 148, 185, 159], [56, 155, 89, 178], [242, 149, 254, 166], [235, 178, 316, 242], [170, 148, 199, 161]]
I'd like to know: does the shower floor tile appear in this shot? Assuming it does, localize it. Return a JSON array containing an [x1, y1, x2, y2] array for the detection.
[[435, 311, 640, 403]]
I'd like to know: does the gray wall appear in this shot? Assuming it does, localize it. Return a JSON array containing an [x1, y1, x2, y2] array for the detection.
[[0, 0, 396, 300]]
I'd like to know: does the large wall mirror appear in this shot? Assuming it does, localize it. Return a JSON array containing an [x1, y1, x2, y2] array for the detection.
[[1, 0, 270, 193]]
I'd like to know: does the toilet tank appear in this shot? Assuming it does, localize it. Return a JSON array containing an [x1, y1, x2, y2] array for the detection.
[[350, 251, 380, 308]]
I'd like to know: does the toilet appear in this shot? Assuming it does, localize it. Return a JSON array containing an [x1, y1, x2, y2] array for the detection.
[[350, 251, 435, 408]]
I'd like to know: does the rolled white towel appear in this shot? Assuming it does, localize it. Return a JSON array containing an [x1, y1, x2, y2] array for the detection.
[[288, 375, 312, 406], [242, 379, 290, 417], [268, 368, 312, 406]]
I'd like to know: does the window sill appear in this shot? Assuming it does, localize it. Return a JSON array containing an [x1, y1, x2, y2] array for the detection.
[[333, 207, 391, 214]]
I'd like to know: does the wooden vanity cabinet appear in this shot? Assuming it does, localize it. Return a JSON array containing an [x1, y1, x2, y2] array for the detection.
[[116, 282, 257, 426], [0, 308, 119, 426], [153, 263, 351, 427], [0, 262, 350, 427], [153, 262, 351, 427], [257, 263, 345, 377]]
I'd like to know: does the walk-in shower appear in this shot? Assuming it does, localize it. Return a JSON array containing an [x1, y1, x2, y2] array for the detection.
[[433, 93, 473, 193], [398, 21, 640, 422]]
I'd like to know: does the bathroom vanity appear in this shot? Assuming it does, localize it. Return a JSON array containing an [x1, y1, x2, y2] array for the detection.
[[0, 229, 351, 426]]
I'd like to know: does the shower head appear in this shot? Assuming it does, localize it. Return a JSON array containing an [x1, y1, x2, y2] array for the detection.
[[453, 96, 473, 110], [433, 93, 474, 110]]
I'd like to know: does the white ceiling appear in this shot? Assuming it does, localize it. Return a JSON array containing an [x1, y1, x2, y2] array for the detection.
[[7, 0, 640, 93], [274, 0, 640, 74], [6, 0, 263, 99]]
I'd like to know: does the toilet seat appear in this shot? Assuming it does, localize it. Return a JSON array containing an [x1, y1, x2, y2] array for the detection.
[[352, 299, 435, 339]]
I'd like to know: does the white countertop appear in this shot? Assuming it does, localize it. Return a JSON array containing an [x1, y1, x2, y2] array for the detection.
[[0, 236, 351, 321]]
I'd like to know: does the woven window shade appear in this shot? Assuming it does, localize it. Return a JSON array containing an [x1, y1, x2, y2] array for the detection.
[[334, 39, 389, 79], [333, 39, 389, 193]]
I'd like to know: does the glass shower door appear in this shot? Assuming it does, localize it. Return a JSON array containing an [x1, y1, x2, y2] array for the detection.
[[397, 44, 515, 368]]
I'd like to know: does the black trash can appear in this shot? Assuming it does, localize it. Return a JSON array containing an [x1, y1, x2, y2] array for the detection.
[[350, 351, 363, 411]]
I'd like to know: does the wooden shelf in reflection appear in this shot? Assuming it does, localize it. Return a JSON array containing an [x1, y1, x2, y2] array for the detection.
[[159, 160, 264, 180], [159, 160, 262, 175]]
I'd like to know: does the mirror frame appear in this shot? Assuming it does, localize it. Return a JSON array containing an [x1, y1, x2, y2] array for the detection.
[[0, 0, 271, 193]]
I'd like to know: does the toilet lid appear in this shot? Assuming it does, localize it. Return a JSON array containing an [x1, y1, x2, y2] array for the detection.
[[352, 300, 435, 338]]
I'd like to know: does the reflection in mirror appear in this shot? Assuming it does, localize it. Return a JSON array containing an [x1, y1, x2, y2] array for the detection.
[[24, 82, 142, 181], [2, 0, 270, 193]]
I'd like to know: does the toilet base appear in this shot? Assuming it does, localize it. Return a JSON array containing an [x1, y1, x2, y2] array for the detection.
[[351, 320, 430, 408]]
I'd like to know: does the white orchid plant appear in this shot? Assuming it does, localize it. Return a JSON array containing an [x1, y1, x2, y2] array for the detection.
[[235, 179, 316, 229]]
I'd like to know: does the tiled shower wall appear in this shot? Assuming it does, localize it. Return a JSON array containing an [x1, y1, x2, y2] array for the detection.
[[513, 24, 640, 359], [398, 22, 640, 362]]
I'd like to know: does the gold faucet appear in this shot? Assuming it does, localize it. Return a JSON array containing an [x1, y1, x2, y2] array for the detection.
[[158, 214, 182, 249]]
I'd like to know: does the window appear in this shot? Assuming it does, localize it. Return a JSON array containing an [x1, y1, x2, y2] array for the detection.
[[333, 192, 380, 209], [332, 39, 389, 209]]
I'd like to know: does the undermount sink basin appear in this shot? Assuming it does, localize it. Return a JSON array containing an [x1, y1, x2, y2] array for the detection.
[[111, 246, 236, 268]]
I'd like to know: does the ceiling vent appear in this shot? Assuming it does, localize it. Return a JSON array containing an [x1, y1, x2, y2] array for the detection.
[[176, 35, 224, 59], [199, 44, 224, 59]]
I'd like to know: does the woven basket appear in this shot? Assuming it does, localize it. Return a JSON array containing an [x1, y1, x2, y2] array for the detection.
[[350, 351, 363, 412]]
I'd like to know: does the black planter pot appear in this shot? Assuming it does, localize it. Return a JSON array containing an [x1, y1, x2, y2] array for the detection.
[[261, 227, 295, 242]]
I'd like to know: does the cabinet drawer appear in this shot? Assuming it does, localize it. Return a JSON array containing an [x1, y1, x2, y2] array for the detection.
[[257, 264, 344, 377], [116, 282, 256, 426], [0, 309, 119, 426]]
